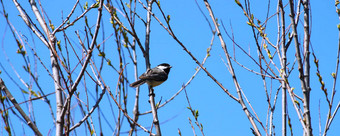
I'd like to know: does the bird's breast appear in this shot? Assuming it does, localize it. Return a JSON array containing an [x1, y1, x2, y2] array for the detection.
[[146, 80, 164, 87]]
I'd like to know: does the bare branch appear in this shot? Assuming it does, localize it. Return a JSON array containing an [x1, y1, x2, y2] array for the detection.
[[0, 78, 43, 136], [203, 0, 261, 135], [52, 0, 80, 34]]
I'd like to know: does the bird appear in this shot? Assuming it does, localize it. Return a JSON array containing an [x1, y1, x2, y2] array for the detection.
[[130, 63, 172, 88]]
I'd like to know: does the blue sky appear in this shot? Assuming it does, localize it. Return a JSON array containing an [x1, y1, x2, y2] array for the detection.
[[1, 0, 340, 136]]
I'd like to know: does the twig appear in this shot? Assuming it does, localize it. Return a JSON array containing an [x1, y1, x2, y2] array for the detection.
[[302, 1, 312, 135], [59, 0, 104, 124], [153, 0, 238, 102], [11, 0, 49, 46], [270, 87, 281, 135], [278, 0, 288, 135], [68, 79, 106, 132], [52, 0, 80, 34], [107, 85, 154, 135], [325, 101, 340, 133], [188, 118, 196, 136], [288, 0, 313, 134], [4, 92, 55, 111], [204, 0, 261, 135], [323, 2, 340, 135], [285, 81, 308, 132], [184, 88, 205, 136], [0, 78, 43, 136], [221, 21, 277, 78], [142, 0, 162, 135]]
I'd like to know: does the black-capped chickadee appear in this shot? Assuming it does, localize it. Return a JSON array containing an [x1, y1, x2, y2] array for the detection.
[[130, 63, 172, 88]]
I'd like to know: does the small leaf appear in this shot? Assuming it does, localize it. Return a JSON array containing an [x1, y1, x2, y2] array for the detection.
[[22, 90, 29, 94], [268, 53, 273, 59], [85, 16, 88, 24], [331, 72, 336, 78], [195, 110, 199, 120], [235, 0, 242, 7], [0, 95, 6, 102], [126, 3, 130, 8], [30, 89, 39, 97], [257, 19, 261, 25], [49, 23, 55, 31], [107, 59, 112, 66], [57, 40, 62, 51], [84, 2, 88, 10], [18, 42, 23, 49], [315, 59, 319, 67], [260, 26, 265, 31], [61, 61, 65, 67], [294, 100, 300, 106], [263, 43, 267, 49], [16, 49, 23, 55], [23, 66, 28, 72], [98, 52, 105, 57], [92, 2, 99, 8], [37, 91, 42, 98], [4, 126, 10, 133], [246, 21, 252, 26], [167, 15, 171, 23]]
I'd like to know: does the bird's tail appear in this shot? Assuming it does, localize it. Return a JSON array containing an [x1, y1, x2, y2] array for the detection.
[[130, 79, 146, 88]]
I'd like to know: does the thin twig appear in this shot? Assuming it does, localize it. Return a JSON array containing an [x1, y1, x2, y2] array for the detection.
[[204, 0, 261, 135], [59, 0, 104, 123], [0, 78, 43, 136]]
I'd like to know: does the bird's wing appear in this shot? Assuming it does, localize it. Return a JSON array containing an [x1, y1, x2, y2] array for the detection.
[[139, 69, 168, 81]]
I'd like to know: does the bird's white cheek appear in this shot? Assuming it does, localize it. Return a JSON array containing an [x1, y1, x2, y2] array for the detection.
[[157, 66, 168, 70]]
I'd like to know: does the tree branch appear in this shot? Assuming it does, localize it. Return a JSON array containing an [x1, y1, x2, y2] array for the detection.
[[204, 0, 261, 135], [0, 78, 43, 136]]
